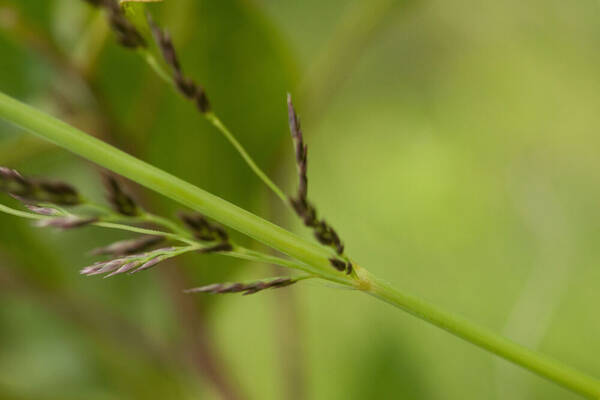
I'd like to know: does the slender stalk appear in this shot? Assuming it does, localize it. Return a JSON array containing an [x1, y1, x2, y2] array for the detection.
[[364, 271, 600, 398], [136, 49, 290, 207], [204, 112, 289, 205], [1, 91, 599, 398]]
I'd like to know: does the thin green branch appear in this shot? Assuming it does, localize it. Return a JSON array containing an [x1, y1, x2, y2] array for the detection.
[[136, 37, 290, 207], [1, 91, 600, 398], [204, 112, 289, 205]]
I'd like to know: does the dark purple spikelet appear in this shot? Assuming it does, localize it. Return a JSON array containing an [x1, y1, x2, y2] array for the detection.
[[329, 258, 353, 274], [83, 0, 145, 48], [184, 277, 297, 296], [329, 258, 346, 272], [104, 175, 138, 216], [91, 235, 164, 256], [286, 97, 346, 257], [147, 14, 211, 113], [0, 167, 81, 205], [287, 94, 308, 200], [36, 216, 98, 229], [35, 181, 80, 205], [179, 212, 228, 242]]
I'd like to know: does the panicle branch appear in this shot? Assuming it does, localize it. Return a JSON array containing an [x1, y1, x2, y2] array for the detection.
[[286, 96, 352, 274]]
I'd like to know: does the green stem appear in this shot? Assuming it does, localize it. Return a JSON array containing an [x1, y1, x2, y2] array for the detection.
[[1, 91, 599, 398], [364, 270, 600, 398]]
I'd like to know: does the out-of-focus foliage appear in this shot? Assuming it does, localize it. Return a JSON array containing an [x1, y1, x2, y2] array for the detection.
[[1, 0, 600, 399]]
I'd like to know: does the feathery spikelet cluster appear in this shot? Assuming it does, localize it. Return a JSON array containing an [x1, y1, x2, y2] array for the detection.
[[0, 167, 81, 205], [286, 96, 352, 274], [81, 247, 175, 277], [104, 175, 139, 216], [3, 5, 352, 298], [184, 277, 297, 296], [147, 15, 211, 113], [83, 0, 146, 48]]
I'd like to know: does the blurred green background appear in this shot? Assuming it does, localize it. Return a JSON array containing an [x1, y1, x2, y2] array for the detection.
[[1, 0, 600, 399]]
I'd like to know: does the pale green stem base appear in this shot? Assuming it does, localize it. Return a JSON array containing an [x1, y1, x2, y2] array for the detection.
[[358, 268, 600, 398]]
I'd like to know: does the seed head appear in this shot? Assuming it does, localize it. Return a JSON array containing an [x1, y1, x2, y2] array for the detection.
[[285, 96, 346, 257], [81, 248, 175, 278], [184, 277, 296, 296]]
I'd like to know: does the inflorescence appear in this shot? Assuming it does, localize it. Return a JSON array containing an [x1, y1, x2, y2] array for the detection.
[[0, 0, 356, 296], [82, 0, 354, 276]]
